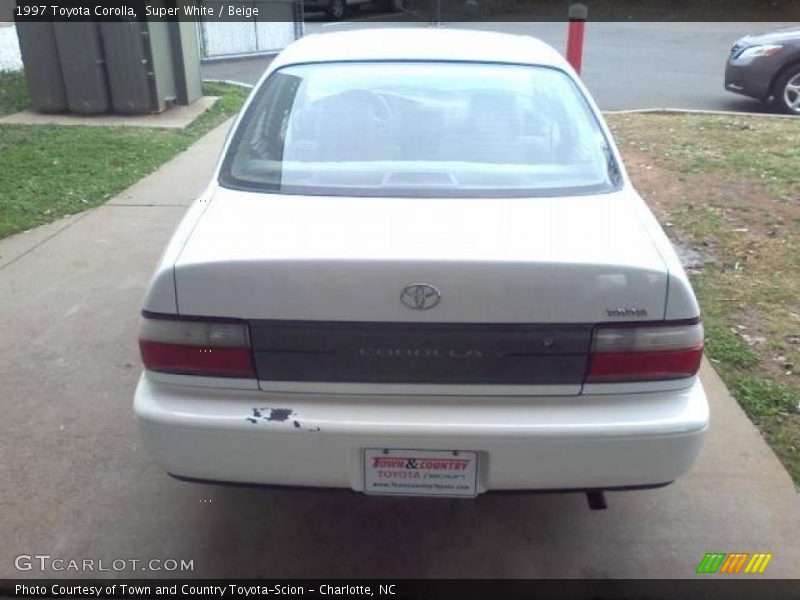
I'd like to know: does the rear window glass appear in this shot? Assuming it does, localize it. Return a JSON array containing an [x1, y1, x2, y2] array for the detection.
[[220, 61, 621, 197]]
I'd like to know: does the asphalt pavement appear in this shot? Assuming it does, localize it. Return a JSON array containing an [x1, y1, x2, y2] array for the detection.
[[2, 119, 799, 579], [202, 20, 790, 113]]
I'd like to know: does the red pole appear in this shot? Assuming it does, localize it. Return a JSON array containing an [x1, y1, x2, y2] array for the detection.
[[566, 3, 588, 74]]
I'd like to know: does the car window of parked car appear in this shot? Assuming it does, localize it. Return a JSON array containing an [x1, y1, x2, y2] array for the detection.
[[220, 61, 621, 197]]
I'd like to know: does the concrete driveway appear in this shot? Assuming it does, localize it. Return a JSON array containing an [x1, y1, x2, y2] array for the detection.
[[202, 21, 791, 113], [2, 120, 799, 579]]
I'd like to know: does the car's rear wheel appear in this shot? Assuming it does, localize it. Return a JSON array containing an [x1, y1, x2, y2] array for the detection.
[[775, 65, 800, 115], [327, 0, 346, 19]]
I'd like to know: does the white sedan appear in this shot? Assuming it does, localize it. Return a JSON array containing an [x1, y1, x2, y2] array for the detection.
[[134, 29, 708, 508]]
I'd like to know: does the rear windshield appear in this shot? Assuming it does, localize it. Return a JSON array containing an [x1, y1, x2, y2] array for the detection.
[[220, 61, 621, 198]]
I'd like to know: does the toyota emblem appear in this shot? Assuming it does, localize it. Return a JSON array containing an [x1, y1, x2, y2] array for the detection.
[[401, 284, 441, 310]]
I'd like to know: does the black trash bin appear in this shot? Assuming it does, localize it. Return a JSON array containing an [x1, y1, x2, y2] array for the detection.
[[53, 22, 111, 114], [16, 22, 68, 113]]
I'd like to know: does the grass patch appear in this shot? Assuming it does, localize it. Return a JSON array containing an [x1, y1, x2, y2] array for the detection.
[[0, 70, 29, 117], [733, 376, 798, 417], [0, 82, 249, 239], [608, 112, 800, 485], [608, 113, 800, 200], [704, 324, 760, 370]]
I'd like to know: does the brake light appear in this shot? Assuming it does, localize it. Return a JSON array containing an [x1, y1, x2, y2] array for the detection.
[[585, 320, 703, 383], [138, 314, 255, 378]]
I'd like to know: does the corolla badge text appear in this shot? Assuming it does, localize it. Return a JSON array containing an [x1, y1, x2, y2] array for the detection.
[[360, 348, 483, 358]]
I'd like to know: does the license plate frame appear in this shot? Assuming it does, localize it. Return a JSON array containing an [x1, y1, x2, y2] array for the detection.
[[363, 448, 479, 497]]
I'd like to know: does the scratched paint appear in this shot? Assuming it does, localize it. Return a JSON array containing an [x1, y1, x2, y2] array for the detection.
[[247, 407, 295, 424], [247, 408, 320, 431]]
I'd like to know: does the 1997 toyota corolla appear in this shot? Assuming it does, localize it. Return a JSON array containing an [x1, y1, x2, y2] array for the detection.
[[134, 29, 708, 508]]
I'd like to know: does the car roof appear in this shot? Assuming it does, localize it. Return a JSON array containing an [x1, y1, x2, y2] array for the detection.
[[270, 28, 571, 71]]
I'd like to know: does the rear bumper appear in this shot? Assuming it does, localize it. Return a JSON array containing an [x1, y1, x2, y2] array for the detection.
[[134, 373, 708, 493]]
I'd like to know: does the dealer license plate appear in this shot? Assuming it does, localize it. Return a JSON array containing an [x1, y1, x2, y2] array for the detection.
[[363, 448, 479, 497]]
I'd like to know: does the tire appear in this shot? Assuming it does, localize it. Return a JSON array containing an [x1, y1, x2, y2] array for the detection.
[[326, 0, 346, 19], [774, 64, 800, 115]]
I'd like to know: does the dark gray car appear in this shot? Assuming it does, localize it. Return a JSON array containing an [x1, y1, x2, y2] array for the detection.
[[725, 26, 800, 114]]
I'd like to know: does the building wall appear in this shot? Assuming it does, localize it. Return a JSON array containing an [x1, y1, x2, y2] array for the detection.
[[0, 23, 23, 71]]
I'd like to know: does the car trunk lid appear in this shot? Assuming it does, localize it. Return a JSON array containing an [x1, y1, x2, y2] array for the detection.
[[174, 188, 667, 323]]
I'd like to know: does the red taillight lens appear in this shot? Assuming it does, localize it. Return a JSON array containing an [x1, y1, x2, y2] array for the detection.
[[139, 315, 255, 378], [585, 320, 704, 383]]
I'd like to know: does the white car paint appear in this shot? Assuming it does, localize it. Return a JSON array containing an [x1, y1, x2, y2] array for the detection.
[[136, 375, 707, 491], [170, 190, 670, 323], [135, 29, 708, 497]]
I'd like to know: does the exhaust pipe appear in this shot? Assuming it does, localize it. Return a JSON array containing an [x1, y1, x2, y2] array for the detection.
[[586, 491, 608, 510]]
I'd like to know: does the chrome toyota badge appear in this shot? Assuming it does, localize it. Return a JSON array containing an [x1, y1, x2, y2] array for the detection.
[[401, 284, 441, 310]]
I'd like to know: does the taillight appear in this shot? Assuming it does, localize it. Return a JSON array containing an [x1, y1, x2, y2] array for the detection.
[[139, 314, 255, 378], [585, 319, 703, 383]]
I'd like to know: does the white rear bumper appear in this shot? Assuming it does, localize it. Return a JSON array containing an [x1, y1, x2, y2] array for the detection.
[[134, 373, 708, 493]]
